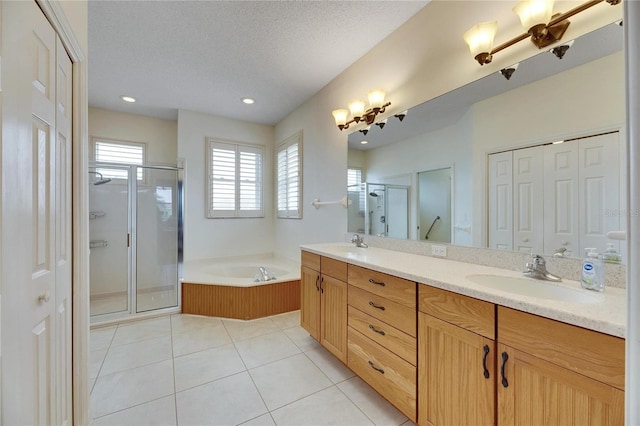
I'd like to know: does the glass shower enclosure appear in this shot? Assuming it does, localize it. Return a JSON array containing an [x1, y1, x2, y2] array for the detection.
[[89, 162, 183, 322]]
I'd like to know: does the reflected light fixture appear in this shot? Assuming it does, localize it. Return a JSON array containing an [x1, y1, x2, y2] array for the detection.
[[550, 39, 574, 59], [360, 140, 369, 145], [241, 97, 255, 104], [332, 90, 390, 130], [359, 126, 371, 136], [464, 0, 620, 66], [500, 62, 519, 80], [375, 118, 388, 129], [121, 95, 136, 103], [394, 110, 408, 121]]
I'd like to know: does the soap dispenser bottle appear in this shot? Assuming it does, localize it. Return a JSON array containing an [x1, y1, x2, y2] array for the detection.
[[581, 248, 605, 292]]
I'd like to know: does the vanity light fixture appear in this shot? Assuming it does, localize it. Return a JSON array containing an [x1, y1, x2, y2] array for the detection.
[[500, 62, 520, 80], [550, 39, 574, 59], [359, 126, 371, 136], [332, 90, 391, 130], [463, 0, 621, 66]]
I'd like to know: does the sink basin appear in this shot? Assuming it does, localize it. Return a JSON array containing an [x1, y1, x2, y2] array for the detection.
[[466, 274, 602, 303]]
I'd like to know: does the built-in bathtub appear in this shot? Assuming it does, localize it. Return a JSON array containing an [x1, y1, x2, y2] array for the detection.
[[181, 254, 300, 320]]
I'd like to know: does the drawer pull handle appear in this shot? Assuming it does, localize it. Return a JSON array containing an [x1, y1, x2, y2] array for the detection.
[[482, 345, 490, 379], [315, 275, 320, 292], [500, 352, 509, 388], [368, 278, 385, 286], [368, 360, 384, 374], [368, 324, 386, 336], [368, 301, 386, 311]]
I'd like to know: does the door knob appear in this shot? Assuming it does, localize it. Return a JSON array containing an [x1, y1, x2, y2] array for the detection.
[[38, 291, 51, 304]]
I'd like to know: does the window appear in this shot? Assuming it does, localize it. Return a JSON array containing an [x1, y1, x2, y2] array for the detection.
[[348, 167, 365, 213], [207, 139, 263, 218], [92, 138, 146, 180], [277, 132, 302, 219]]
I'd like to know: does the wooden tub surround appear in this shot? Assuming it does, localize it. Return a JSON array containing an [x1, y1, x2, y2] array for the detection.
[[182, 280, 300, 320]]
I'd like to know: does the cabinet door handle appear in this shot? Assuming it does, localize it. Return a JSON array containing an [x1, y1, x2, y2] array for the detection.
[[368, 278, 385, 286], [368, 360, 385, 374], [315, 275, 320, 292], [368, 324, 386, 336], [320, 277, 324, 294], [368, 301, 385, 311], [500, 352, 509, 388], [482, 345, 490, 379]]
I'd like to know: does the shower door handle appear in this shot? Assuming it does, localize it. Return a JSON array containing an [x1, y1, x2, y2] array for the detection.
[[127, 233, 130, 247]]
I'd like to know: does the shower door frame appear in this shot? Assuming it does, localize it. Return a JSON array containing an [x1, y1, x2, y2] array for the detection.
[[89, 162, 184, 324]]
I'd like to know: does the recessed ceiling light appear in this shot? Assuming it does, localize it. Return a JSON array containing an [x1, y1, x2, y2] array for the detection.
[[552, 140, 565, 144], [242, 98, 255, 105], [360, 140, 368, 145], [121, 96, 136, 103]]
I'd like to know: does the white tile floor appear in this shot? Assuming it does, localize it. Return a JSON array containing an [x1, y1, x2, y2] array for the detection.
[[89, 311, 415, 426]]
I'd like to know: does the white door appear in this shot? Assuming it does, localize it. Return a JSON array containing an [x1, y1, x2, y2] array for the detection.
[[543, 142, 580, 257], [488, 151, 513, 250], [386, 186, 409, 239], [1, 1, 73, 424], [512, 146, 544, 254], [578, 133, 621, 256]]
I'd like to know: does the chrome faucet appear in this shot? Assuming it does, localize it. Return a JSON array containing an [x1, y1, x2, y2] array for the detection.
[[258, 266, 272, 282], [351, 234, 368, 248], [523, 254, 561, 282]]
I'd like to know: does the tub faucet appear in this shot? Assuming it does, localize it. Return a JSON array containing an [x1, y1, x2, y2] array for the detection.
[[523, 254, 562, 282], [258, 266, 272, 281], [351, 234, 368, 248]]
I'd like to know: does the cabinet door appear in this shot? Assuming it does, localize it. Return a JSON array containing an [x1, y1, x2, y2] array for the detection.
[[300, 266, 320, 340], [497, 343, 624, 426], [418, 313, 495, 426], [320, 275, 347, 362]]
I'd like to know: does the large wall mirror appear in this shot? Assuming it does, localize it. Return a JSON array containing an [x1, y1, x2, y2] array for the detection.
[[347, 21, 625, 262]]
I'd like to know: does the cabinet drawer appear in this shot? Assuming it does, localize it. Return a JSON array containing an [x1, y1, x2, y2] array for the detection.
[[348, 327, 416, 422], [301, 251, 320, 271], [348, 306, 416, 366], [419, 285, 495, 340], [349, 285, 416, 337], [498, 307, 625, 390], [321, 257, 348, 281], [348, 265, 415, 308]]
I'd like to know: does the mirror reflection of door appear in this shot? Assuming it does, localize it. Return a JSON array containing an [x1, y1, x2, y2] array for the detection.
[[418, 168, 452, 243], [386, 186, 409, 239]]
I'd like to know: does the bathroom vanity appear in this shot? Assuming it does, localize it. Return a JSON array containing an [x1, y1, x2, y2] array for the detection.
[[300, 244, 626, 425]]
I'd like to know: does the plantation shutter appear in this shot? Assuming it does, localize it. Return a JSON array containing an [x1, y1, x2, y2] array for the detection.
[[94, 139, 145, 180], [277, 132, 302, 218]]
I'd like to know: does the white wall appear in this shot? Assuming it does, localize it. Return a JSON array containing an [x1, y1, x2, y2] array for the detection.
[[88, 107, 177, 165], [177, 109, 275, 261]]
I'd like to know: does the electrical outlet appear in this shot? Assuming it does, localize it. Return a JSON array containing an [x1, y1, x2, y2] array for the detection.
[[431, 244, 447, 257]]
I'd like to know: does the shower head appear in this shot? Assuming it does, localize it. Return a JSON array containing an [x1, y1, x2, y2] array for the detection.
[[369, 192, 378, 197], [89, 171, 112, 186]]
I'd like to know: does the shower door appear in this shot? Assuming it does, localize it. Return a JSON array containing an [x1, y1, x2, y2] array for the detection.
[[89, 163, 183, 321], [89, 164, 132, 316], [135, 166, 181, 312]]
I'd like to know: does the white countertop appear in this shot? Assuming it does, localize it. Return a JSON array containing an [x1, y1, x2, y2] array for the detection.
[[301, 243, 626, 338]]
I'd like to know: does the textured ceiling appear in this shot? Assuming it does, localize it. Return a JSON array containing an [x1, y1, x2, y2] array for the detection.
[[88, 0, 428, 124]]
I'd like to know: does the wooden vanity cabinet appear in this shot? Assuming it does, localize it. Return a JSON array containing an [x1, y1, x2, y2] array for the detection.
[[346, 265, 418, 422], [300, 251, 348, 362], [497, 307, 625, 426], [418, 286, 496, 426]]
